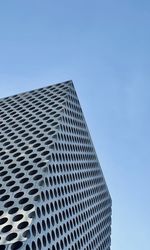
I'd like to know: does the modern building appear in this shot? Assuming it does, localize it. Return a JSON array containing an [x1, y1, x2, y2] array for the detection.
[[0, 81, 112, 250]]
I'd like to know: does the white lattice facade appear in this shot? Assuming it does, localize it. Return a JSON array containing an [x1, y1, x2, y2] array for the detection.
[[0, 81, 112, 250]]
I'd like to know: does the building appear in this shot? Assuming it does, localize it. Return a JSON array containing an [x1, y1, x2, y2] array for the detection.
[[0, 81, 112, 250]]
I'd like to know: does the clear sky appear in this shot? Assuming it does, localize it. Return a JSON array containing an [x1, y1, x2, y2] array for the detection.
[[0, 1, 149, 249]]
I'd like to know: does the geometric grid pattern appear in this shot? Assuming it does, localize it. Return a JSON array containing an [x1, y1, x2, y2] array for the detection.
[[0, 81, 112, 250]]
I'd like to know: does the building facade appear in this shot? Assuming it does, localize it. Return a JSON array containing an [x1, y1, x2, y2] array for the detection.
[[0, 81, 112, 250]]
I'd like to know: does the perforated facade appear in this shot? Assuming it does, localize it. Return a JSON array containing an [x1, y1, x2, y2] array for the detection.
[[0, 81, 112, 250]]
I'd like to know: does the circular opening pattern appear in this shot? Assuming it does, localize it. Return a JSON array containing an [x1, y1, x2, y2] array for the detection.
[[0, 82, 111, 250]]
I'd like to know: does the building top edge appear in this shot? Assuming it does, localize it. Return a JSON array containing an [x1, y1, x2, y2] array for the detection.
[[0, 80, 73, 101]]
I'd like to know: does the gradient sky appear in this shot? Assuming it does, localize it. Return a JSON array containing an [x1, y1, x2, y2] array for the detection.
[[0, 1, 150, 249]]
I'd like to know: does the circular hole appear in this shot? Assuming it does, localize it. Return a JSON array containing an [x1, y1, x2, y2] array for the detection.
[[12, 168, 20, 174], [0, 245, 5, 250], [21, 146, 28, 151], [0, 171, 7, 177], [31, 225, 36, 236], [51, 230, 55, 241], [3, 176, 11, 182], [37, 162, 46, 168], [8, 163, 16, 169], [0, 217, 8, 225], [28, 170, 37, 176], [0, 210, 4, 216], [4, 201, 14, 208], [18, 221, 29, 229], [0, 194, 9, 201], [1, 155, 9, 161], [0, 189, 6, 195], [4, 159, 13, 165], [13, 214, 23, 222], [37, 238, 42, 249], [32, 241, 36, 250], [37, 147, 45, 152], [24, 183, 33, 189], [42, 235, 46, 247], [20, 160, 29, 166], [10, 185, 20, 192], [26, 245, 30, 250], [17, 156, 25, 162], [20, 178, 29, 184], [33, 158, 41, 163], [13, 152, 21, 158], [33, 175, 42, 181], [16, 172, 24, 179], [19, 197, 29, 204], [42, 151, 49, 156], [6, 181, 15, 187], [14, 192, 24, 198], [2, 224, 12, 233], [6, 232, 17, 241], [24, 165, 33, 171], [28, 189, 38, 195], [29, 154, 37, 159], [8, 207, 19, 214], [25, 150, 33, 155], [11, 241, 23, 250], [23, 204, 34, 211]]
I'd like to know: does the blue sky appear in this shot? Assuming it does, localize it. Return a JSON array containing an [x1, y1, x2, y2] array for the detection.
[[0, 1, 150, 249]]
